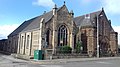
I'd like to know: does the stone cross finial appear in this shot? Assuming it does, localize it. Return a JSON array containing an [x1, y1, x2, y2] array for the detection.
[[53, 4, 57, 9], [102, 7, 104, 11], [64, 1, 65, 5]]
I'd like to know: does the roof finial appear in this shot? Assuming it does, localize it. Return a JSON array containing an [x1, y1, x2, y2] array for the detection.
[[43, 11, 46, 14], [109, 20, 111, 25], [102, 7, 104, 11], [53, 4, 57, 9], [70, 10, 74, 16], [64, 1, 65, 5], [55, 4, 57, 8]]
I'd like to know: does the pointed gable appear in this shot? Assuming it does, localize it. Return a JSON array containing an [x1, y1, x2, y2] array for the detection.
[[57, 4, 69, 13], [8, 3, 72, 37], [57, 4, 70, 21]]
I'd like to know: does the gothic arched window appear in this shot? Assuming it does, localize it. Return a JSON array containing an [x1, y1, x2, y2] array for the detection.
[[46, 30, 50, 47], [58, 25, 67, 46]]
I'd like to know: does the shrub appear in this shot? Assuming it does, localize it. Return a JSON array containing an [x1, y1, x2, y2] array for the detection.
[[76, 41, 82, 53], [60, 45, 72, 53]]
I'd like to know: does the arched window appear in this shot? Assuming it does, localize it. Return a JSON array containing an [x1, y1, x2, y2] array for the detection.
[[58, 25, 67, 46], [46, 30, 50, 47]]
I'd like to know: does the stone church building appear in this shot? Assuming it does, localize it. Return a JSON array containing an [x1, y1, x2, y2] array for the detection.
[[8, 3, 118, 58]]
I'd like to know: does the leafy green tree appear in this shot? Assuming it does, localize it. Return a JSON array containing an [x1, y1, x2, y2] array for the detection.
[[76, 41, 82, 53]]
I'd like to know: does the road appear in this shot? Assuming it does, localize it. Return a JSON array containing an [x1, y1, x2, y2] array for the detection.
[[0, 53, 30, 67], [46, 59, 120, 67], [34, 59, 120, 67], [0, 53, 120, 67]]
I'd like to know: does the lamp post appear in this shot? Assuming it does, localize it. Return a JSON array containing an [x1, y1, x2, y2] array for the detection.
[[97, 14, 103, 58], [97, 15, 99, 58]]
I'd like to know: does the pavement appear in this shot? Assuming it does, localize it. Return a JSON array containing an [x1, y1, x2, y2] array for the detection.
[[1, 53, 120, 67], [39, 59, 120, 67], [1, 53, 120, 65], [1, 55, 28, 62], [0, 53, 28, 67], [30, 56, 120, 64]]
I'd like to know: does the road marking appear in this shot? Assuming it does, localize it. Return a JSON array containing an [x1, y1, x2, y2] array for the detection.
[[40, 65, 63, 67]]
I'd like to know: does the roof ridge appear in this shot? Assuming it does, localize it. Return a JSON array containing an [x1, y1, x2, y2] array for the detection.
[[90, 10, 102, 14], [57, 4, 67, 12], [75, 10, 102, 18]]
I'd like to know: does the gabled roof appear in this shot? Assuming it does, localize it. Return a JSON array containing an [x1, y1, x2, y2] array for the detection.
[[8, 5, 65, 37], [8, 11, 53, 37], [74, 10, 102, 27], [74, 15, 84, 27], [21, 5, 67, 33], [81, 17, 93, 27], [8, 17, 37, 37], [21, 11, 53, 32], [9, 3, 116, 37], [110, 25, 115, 32], [57, 4, 69, 12]]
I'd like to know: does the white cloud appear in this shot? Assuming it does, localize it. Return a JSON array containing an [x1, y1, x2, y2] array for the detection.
[[113, 26, 120, 44], [81, 0, 120, 15], [0, 24, 19, 39], [102, 0, 120, 15], [32, 0, 55, 8]]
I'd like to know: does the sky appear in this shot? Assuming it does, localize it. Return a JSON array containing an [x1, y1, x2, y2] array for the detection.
[[0, 0, 120, 44]]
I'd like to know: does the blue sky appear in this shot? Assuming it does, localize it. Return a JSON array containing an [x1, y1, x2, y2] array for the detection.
[[0, 0, 120, 44]]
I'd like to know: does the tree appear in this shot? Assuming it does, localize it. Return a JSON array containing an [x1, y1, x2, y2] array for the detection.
[[76, 41, 82, 53]]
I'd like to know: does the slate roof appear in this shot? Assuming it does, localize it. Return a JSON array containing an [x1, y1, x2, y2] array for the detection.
[[8, 4, 69, 37], [8, 11, 53, 37], [8, 5, 63, 37], [21, 11, 53, 32], [110, 25, 115, 32], [74, 10, 102, 28], [8, 4, 115, 37], [8, 17, 37, 37]]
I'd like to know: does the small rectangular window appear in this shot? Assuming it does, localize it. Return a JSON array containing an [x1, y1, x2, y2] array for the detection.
[[26, 35, 30, 49], [21, 36, 24, 49]]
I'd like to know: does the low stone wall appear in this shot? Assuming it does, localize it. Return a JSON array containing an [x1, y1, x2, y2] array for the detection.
[[11, 54, 33, 60], [0, 51, 11, 55], [118, 53, 120, 56], [46, 53, 89, 60]]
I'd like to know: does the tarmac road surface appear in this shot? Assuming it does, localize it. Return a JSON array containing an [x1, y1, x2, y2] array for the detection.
[[0, 53, 120, 67]]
